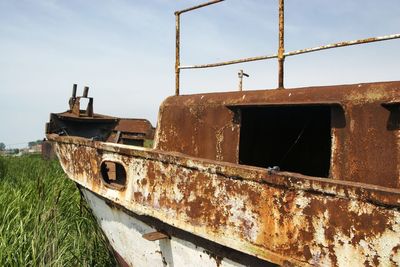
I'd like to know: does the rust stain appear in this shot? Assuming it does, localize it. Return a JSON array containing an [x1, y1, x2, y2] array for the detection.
[[49, 128, 400, 266], [44, 1, 400, 265], [45, 84, 154, 152], [46, 80, 400, 266], [155, 81, 400, 188]]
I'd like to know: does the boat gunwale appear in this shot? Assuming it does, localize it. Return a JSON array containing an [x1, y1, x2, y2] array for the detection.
[[47, 133, 400, 208]]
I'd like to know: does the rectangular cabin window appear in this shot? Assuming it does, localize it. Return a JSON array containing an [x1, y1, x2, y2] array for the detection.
[[123, 139, 144, 146], [239, 106, 331, 177]]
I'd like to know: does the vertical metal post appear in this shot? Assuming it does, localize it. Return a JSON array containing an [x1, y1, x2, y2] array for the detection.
[[72, 84, 77, 98], [238, 70, 249, 91], [238, 70, 244, 91], [83, 86, 89, 97], [278, 0, 285, 89], [175, 13, 181, 96]]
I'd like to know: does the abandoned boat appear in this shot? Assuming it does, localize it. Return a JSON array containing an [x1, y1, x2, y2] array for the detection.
[[45, 1, 400, 266]]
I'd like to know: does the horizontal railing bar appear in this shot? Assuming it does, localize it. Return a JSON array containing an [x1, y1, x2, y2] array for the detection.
[[179, 54, 278, 69], [179, 33, 400, 70], [285, 33, 400, 57], [175, 0, 225, 15]]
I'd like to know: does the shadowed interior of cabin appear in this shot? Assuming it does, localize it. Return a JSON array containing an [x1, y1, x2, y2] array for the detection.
[[239, 106, 331, 177]]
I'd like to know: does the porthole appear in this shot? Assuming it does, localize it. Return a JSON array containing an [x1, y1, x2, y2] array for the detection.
[[100, 161, 127, 190]]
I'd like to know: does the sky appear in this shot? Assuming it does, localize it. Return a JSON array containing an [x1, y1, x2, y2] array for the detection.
[[0, 0, 399, 148]]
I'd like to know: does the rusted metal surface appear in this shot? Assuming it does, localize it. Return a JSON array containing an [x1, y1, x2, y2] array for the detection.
[[47, 113, 154, 144], [47, 81, 400, 265], [46, 111, 117, 139], [155, 81, 400, 188], [175, 0, 225, 15], [113, 119, 153, 135], [179, 53, 278, 70], [175, 13, 180, 96], [69, 84, 94, 117], [48, 133, 400, 266], [72, 83, 77, 98], [142, 231, 169, 241], [237, 70, 249, 91], [46, 85, 154, 145], [278, 0, 285, 89], [174, 0, 400, 93], [81, 187, 272, 266], [46, 1, 400, 265], [107, 119, 155, 145], [174, 0, 225, 96], [44, 87, 154, 159], [178, 33, 400, 71], [285, 33, 400, 57]]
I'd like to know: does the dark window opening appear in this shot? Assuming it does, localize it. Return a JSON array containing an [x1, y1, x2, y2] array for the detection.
[[100, 161, 127, 189], [122, 139, 144, 146], [239, 106, 331, 177]]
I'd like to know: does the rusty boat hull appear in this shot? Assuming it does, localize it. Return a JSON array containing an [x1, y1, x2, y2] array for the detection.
[[78, 187, 269, 266], [45, 0, 400, 264], [48, 127, 400, 266]]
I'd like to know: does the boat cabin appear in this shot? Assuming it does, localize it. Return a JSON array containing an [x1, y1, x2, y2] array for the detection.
[[155, 82, 400, 188]]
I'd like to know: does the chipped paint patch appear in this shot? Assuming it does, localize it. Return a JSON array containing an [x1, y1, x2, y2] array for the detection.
[[82, 189, 245, 267], [49, 136, 400, 267]]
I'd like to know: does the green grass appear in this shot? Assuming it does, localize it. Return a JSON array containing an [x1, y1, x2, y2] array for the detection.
[[0, 155, 116, 266]]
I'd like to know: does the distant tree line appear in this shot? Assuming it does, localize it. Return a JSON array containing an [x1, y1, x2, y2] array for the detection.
[[0, 139, 43, 154], [28, 140, 43, 148]]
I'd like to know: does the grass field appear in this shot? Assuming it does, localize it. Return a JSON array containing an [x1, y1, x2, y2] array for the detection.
[[0, 155, 116, 266]]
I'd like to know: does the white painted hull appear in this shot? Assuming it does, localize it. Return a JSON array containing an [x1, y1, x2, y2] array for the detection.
[[81, 188, 261, 267]]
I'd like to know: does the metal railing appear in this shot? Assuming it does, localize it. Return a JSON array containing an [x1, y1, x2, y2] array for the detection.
[[174, 0, 400, 95]]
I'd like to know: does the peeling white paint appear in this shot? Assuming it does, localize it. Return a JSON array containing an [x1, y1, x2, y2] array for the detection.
[[82, 189, 245, 267], [54, 141, 400, 267]]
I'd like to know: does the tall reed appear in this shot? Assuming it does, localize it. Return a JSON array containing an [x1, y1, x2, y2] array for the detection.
[[0, 155, 116, 266]]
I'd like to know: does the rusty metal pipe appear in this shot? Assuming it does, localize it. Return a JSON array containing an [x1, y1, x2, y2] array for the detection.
[[175, 14, 180, 96], [278, 0, 285, 89], [83, 86, 89, 97], [72, 84, 77, 98], [175, 0, 225, 15], [179, 33, 400, 70], [173, 0, 399, 94], [238, 70, 249, 91], [174, 0, 225, 96], [284, 33, 400, 57], [179, 54, 278, 70], [238, 70, 243, 91]]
